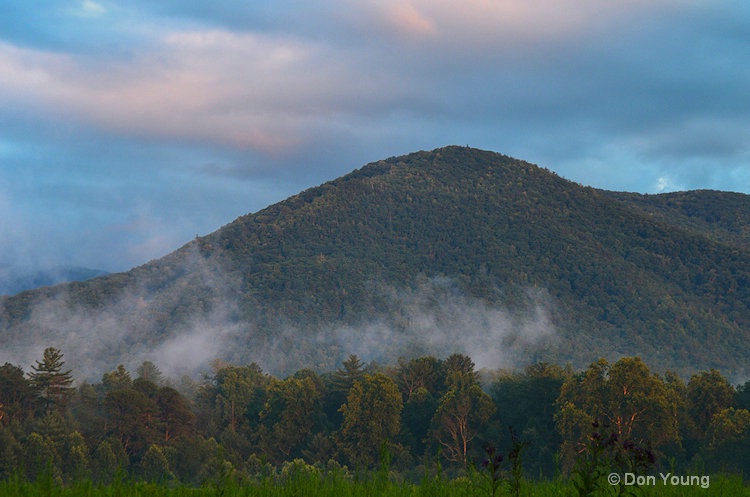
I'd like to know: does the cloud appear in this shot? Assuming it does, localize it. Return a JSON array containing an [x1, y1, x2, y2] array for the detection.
[[131, 0, 681, 48], [377, 0, 588, 41], [0, 29, 424, 155], [654, 176, 684, 193], [149, 319, 244, 378], [0, 0, 749, 274], [0, 0, 695, 156], [77, 0, 105, 17], [375, 2, 438, 39]]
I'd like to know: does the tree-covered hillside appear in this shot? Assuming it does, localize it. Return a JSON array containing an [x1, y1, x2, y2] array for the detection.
[[3, 350, 750, 485], [1, 146, 748, 377]]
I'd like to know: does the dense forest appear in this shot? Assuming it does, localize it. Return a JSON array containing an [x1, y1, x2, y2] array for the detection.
[[2, 146, 749, 380], [2, 347, 750, 488]]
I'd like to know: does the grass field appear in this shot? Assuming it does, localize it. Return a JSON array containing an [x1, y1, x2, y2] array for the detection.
[[1, 472, 746, 497]]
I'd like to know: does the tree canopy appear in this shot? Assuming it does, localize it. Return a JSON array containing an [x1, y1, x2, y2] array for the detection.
[[2, 348, 750, 483]]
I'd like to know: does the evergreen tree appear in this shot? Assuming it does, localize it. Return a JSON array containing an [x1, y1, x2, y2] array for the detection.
[[137, 361, 164, 386], [28, 347, 74, 413], [325, 354, 367, 428], [101, 364, 133, 392], [332, 354, 366, 392]]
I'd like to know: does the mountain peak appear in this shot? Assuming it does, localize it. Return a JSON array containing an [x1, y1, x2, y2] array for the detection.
[[1, 147, 749, 379]]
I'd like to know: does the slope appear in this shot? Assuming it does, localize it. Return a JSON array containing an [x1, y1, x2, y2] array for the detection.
[[1, 146, 748, 378]]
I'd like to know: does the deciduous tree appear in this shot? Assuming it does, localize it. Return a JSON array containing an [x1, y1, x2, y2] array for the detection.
[[432, 371, 495, 467], [555, 357, 678, 471], [156, 386, 194, 443], [491, 362, 569, 477], [340, 373, 402, 467], [0, 363, 34, 422], [686, 369, 735, 437], [212, 363, 268, 434], [259, 376, 323, 464], [104, 387, 158, 456], [395, 356, 441, 397]]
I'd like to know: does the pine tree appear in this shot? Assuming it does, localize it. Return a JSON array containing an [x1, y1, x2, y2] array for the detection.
[[28, 347, 74, 413], [332, 354, 365, 392], [137, 361, 164, 386]]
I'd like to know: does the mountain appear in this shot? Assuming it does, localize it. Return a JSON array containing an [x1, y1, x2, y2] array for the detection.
[[1, 146, 749, 379], [0, 265, 110, 296]]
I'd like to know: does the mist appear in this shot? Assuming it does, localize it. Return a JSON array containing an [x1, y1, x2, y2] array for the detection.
[[323, 278, 557, 372], [0, 248, 557, 383]]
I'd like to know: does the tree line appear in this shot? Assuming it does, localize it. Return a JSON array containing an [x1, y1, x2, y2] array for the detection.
[[1, 348, 749, 484]]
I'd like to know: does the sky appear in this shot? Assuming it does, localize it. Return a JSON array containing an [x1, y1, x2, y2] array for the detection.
[[1, 0, 749, 274]]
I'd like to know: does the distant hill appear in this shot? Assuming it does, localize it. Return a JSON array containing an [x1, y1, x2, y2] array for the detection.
[[0, 265, 109, 296], [1, 146, 749, 379]]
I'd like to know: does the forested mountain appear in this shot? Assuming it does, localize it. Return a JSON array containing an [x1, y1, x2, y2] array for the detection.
[[1, 146, 749, 378]]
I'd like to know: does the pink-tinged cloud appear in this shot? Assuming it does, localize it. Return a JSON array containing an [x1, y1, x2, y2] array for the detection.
[[353, 0, 679, 45], [0, 0, 701, 157], [384, 3, 437, 38], [0, 33, 368, 154]]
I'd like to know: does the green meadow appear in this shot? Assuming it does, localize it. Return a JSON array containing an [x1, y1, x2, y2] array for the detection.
[[0, 472, 746, 497]]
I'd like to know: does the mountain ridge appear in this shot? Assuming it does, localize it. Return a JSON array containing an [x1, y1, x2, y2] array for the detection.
[[1, 146, 749, 378], [0, 265, 110, 297]]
